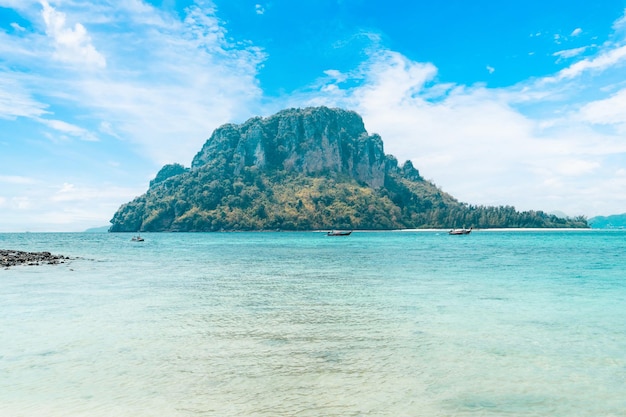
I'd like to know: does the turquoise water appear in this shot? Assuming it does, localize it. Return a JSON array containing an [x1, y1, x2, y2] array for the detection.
[[1, 230, 625, 416]]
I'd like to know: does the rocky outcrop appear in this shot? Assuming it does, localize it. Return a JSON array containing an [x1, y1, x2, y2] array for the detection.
[[1, 250, 70, 268], [191, 107, 391, 188], [150, 163, 189, 188]]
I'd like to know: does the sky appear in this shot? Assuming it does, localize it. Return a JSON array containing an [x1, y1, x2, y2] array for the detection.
[[1, 0, 626, 232]]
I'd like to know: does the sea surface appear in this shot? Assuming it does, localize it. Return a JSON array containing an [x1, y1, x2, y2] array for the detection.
[[1, 230, 625, 417]]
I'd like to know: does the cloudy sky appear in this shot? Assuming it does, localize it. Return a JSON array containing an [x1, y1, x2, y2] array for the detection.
[[1, 0, 626, 231]]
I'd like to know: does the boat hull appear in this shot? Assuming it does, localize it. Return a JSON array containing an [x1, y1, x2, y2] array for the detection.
[[327, 231, 352, 236], [448, 228, 471, 235]]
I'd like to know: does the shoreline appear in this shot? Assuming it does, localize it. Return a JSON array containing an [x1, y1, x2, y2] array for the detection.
[[1, 250, 70, 269]]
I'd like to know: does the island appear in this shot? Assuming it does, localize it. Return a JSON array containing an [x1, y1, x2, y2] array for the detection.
[[110, 106, 588, 232]]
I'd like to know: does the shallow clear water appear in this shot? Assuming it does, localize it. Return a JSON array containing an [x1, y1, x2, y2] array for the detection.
[[1, 230, 625, 416]]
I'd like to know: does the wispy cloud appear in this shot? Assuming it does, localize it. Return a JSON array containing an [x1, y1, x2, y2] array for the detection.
[[613, 10, 626, 31], [551, 44, 626, 81], [553, 46, 589, 61], [50, 182, 120, 202], [578, 88, 626, 130], [38, 118, 99, 141], [0, 79, 48, 119], [0, 175, 37, 185], [0, 179, 145, 231], [10, 22, 26, 31]]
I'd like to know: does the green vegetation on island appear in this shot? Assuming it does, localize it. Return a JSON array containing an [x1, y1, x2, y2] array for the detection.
[[109, 107, 588, 231], [588, 213, 626, 229]]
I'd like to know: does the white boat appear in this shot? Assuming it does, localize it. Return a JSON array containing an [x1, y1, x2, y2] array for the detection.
[[448, 227, 472, 235], [327, 230, 352, 236]]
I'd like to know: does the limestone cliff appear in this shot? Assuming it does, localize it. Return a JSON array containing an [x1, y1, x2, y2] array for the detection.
[[190, 107, 390, 188]]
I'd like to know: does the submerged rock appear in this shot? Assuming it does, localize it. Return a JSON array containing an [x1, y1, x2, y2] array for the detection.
[[1, 250, 70, 268]]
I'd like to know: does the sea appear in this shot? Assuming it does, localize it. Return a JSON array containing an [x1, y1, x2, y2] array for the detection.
[[1, 230, 625, 417]]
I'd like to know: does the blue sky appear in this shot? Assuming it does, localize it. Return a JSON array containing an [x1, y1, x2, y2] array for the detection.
[[1, 0, 626, 231]]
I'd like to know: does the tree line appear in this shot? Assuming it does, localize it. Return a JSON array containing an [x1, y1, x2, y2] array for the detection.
[[109, 164, 588, 232]]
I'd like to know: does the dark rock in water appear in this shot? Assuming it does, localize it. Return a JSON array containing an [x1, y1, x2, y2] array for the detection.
[[1, 250, 70, 268]]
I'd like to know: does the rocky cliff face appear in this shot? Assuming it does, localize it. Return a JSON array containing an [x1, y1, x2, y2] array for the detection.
[[191, 107, 388, 188]]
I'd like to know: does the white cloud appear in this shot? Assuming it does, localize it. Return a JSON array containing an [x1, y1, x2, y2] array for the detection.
[[578, 88, 626, 128], [0, 0, 38, 11], [10, 22, 26, 31], [11, 196, 33, 210], [51, 182, 109, 202], [613, 10, 626, 31], [40, 0, 106, 68], [553, 159, 600, 176], [551, 44, 626, 81], [0, 180, 145, 232], [486, 65, 495, 74], [0, 79, 49, 119], [0, 175, 37, 185], [571, 28, 582, 37], [38, 118, 99, 141], [255, 4, 265, 15], [58, 182, 75, 193], [553, 46, 588, 61], [98, 121, 122, 139], [352, 50, 438, 107], [323, 69, 348, 83]]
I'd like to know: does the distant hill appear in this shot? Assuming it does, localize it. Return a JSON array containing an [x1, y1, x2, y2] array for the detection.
[[109, 107, 588, 232], [83, 226, 110, 233], [588, 213, 626, 229]]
